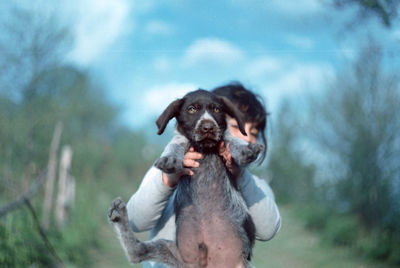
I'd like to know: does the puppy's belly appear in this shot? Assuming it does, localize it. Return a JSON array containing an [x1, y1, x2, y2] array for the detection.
[[177, 205, 245, 267]]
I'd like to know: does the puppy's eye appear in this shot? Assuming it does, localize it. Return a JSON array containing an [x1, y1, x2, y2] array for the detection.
[[187, 106, 197, 114], [213, 107, 221, 113]]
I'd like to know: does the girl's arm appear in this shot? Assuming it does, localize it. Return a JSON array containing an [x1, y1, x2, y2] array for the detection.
[[126, 166, 175, 232], [239, 170, 281, 241]]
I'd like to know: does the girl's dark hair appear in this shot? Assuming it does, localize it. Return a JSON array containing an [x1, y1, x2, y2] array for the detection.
[[212, 82, 269, 164]]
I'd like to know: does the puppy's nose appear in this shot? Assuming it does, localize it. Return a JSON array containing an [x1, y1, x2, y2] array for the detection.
[[201, 121, 215, 133]]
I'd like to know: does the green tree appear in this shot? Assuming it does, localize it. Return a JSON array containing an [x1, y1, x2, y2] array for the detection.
[[0, 2, 140, 267], [0, 1, 72, 180], [331, 0, 399, 27], [305, 40, 400, 264], [0, 1, 71, 98]]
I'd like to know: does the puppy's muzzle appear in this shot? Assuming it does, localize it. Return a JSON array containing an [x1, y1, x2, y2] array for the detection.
[[195, 119, 220, 142], [200, 121, 215, 134]]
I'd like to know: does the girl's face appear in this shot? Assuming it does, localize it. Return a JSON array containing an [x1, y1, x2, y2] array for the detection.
[[227, 116, 259, 144]]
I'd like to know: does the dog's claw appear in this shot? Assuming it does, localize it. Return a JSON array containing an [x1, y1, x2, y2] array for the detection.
[[154, 156, 183, 173], [231, 143, 264, 166], [108, 197, 128, 224]]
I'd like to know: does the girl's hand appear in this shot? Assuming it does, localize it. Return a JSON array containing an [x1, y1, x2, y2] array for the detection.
[[162, 147, 202, 188], [218, 141, 243, 179]]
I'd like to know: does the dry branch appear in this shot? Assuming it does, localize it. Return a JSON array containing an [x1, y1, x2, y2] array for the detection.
[[25, 199, 65, 268], [0, 169, 47, 217]]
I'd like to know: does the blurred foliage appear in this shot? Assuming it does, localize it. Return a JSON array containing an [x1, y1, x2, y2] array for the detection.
[[1, 1, 400, 267], [308, 40, 400, 229], [0, 2, 157, 267], [269, 39, 400, 265], [268, 100, 316, 204], [0, 207, 52, 267], [330, 0, 399, 27]]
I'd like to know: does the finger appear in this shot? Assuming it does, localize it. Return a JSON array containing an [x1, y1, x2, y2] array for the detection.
[[189, 147, 194, 152], [227, 154, 232, 164], [185, 151, 203, 160], [218, 142, 226, 154], [219, 141, 225, 149], [226, 143, 232, 159], [183, 158, 200, 168], [181, 168, 194, 176], [179, 168, 194, 177]]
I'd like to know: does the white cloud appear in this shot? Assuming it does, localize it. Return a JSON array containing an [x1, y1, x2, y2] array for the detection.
[[245, 56, 285, 79], [132, 0, 156, 13], [182, 38, 245, 67], [143, 82, 198, 114], [67, 0, 132, 65], [285, 34, 315, 49], [153, 56, 171, 73], [145, 20, 175, 36], [392, 29, 400, 41], [245, 55, 333, 94], [261, 61, 334, 112], [336, 44, 357, 60], [271, 64, 332, 94]]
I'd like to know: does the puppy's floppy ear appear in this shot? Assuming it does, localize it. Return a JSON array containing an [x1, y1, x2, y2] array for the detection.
[[219, 96, 247, 136], [156, 98, 184, 135]]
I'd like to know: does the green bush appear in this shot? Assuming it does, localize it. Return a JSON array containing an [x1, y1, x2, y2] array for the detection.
[[298, 202, 400, 266], [356, 230, 400, 265], [0, 178, 104, 267], [295, 204, 330, 230], [322, 215, 359, 246], [387, 236, 400, 265], [0, 208, 55, 267], [52, 180, 102, 267]]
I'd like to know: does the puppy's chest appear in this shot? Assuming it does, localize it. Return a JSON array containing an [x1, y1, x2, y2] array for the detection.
[[190, 154, 229, 207], [177, 154, 245, 266]]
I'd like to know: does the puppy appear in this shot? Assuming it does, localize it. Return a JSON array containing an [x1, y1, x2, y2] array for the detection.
[[109, 89, 263, 267]]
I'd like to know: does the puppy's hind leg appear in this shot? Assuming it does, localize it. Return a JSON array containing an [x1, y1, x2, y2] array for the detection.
[[108, 198, 185, 267]]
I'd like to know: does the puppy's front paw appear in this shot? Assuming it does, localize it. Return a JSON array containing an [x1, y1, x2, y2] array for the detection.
[[108, 197, 128, 226], [154, 156, 183, 173], [248, 143, 264, 157], [231, 143, 264, 166]]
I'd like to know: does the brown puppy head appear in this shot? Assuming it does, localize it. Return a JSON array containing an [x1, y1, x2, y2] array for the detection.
[[156, 89, 246, 152]]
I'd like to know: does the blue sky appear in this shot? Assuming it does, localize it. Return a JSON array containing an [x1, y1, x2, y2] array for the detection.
[[60, 0, 400, 128]]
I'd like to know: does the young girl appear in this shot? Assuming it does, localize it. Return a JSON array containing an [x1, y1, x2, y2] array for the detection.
[[126, 82, 281, 268]]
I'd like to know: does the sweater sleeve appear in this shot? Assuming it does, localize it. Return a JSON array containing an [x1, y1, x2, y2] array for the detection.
[[126, 166, 175, 232], [238, 170, 281, 241]]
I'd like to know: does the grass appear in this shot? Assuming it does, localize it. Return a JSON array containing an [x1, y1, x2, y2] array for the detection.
[[92, 206, 393, 268], [252, 206, 392, 268]]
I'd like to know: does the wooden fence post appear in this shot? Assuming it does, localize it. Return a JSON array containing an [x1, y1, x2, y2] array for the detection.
[[42, 122, 63, 229], [55, 145, 73, 229]]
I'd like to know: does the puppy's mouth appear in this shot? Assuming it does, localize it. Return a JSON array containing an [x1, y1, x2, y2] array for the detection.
[[200, 133, 217, 140], [192, 119, 223, 150], [199, 139, 218, 149], [194, 132, 218, 143]]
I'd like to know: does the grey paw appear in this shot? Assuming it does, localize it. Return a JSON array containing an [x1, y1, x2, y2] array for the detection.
[[154, 156, 183, 173], [108, 197, 128, 224], [232, 143, 264, 166]]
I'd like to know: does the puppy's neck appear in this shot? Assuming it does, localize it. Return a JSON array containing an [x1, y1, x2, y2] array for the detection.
[[176, 125, 222, 155], [192, 141, 219, 155]]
